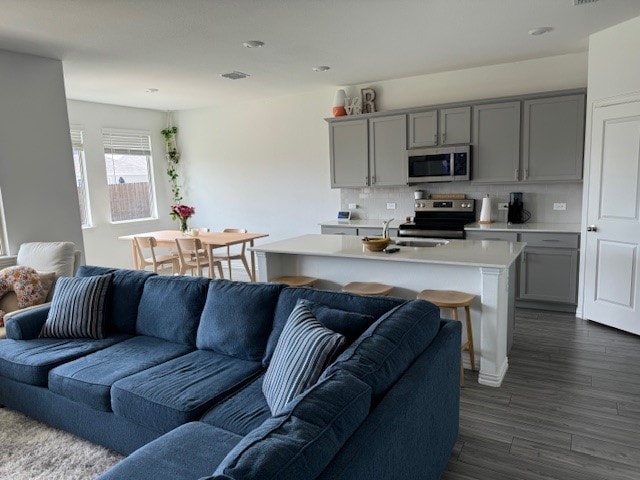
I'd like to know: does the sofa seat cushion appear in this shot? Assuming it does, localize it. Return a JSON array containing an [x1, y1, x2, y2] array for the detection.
[[210, 370, 371, 480], [322, 299, 441, 404], [111, 350, 263, 433], [48, 336, 194, 411], [76, 266, 155, 335], [264, 287, 403, 365], [197, 280, 284, 361], [97, 422, 242, 480], [136, 276, 209, 347], [201, 374, 270, 436], [0, 334, 130, 386]]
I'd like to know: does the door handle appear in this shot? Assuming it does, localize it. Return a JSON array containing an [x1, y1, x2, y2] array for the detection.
[[441, 132, 446, 144], [587, 225, 598, 232]]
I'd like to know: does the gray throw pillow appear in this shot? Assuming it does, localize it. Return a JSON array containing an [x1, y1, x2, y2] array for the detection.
[[39, 274, 112, 339], [262, 300, 345, 415]]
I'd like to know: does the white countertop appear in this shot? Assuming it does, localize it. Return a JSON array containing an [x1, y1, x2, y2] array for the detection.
[[319, 219, 402, 228], [464, 222, 581, 234], [251, 234, 525, 269]]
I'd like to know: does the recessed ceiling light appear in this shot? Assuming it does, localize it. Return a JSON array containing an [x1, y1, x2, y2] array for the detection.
[[242, 40, 265, 48], [145, 88, 159, 93], [312, 66, 331, 72], [528, 27, 554, 36]]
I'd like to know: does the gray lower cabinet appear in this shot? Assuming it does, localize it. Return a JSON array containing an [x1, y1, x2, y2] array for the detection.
[[321, 226, 399, 237], [519, 247, 578, 304], [522, 94, 585, 182], [369, 115, 407, 186], [466, 230, 579, 307], [321, 226, 356, 235], [465, 231, 518, 242], [472, 102, 521, 183], [329, 119, 368, 188]]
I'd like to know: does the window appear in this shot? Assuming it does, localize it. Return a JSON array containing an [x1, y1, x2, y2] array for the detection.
[[70, 128, 92, 227], [103, 129, 157, 223]]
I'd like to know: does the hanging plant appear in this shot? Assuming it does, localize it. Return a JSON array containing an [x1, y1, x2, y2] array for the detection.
[[161, 125, 182, 204]]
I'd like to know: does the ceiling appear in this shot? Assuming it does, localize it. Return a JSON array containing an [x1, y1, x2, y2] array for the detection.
[[1, 0, 639, 111]]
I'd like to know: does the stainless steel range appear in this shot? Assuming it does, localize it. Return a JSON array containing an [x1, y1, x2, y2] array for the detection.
[[398, 199, 476, 239]]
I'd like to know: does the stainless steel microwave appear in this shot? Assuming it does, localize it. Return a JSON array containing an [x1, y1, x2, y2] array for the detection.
[[407, 145, 471, 183]]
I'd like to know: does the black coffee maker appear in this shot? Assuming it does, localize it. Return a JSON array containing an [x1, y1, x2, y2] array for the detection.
[[508, 192, 525, 224]]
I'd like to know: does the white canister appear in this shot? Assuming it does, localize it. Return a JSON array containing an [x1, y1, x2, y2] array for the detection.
[[414, 190, 425, 200]]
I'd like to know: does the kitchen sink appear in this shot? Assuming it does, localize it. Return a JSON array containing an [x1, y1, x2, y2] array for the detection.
[[395, 239, 449, 248]]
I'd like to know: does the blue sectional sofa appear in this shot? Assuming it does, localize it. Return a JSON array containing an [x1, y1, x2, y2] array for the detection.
[[0, 266, 460, 480]]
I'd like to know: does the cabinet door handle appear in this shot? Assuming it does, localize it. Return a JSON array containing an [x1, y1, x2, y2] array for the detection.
[[587, 225, 598, 232], [441, 132, 446, 143], [524, 169, 529, 180], [515, 169, 519, 180], [371, 175, 376, 184]]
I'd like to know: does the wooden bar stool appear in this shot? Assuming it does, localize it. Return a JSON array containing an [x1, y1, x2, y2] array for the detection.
[[270, 276, 317, 287], [417, 289, 476, 386], [342, 282, 393, 296]]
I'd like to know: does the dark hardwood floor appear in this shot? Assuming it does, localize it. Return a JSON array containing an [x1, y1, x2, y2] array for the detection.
[[443, 309, 640, 480]]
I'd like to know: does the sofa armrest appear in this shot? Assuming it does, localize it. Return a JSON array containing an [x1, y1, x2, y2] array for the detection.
[[5, 304, 50, 339]]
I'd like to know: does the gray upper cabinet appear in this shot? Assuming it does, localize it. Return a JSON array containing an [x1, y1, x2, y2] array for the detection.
[[408, 106, 470, 148], [330, 119, 368, 188], [522, 94, 585, 182], [440, 106, 471, 145], [369, 115, 407, 186], [472, 102, 521, 183], [407, 110, 438, 148]]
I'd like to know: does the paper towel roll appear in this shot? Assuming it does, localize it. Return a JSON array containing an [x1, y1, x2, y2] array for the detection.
[[479, 195, 492, 224]]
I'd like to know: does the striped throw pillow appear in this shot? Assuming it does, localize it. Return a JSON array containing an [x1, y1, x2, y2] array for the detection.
[[263, 300, 345, 416], [39, 274, 112, 340]]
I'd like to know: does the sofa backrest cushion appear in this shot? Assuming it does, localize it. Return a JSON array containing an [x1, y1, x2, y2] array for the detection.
[[76, 266, 155, 334], [211, 370, 371, 480], [263, 287, 403, 366], [321, 299, 441, 404], [197, 280, 284, 361], [137, 276, 209, 346]]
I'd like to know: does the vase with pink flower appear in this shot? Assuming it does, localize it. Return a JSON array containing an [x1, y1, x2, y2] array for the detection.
[[170, 204, 196, 235]]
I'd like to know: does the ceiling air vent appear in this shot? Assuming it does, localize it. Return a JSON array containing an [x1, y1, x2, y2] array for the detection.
[[220, 71, 250, 80], [573, 0, 598, 5]]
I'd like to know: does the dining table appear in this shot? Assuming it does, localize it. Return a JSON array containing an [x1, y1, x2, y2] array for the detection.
[[118, 230, 269, 281]]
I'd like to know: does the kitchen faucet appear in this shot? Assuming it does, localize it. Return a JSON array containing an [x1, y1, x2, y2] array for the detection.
[[382, 218, 394, 239]]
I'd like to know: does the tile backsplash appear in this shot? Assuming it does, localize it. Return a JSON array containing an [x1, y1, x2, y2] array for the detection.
[[341, 182, 583, 224]]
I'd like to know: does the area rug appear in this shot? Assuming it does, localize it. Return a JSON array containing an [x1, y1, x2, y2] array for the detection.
[[0, 408, 123, 479]]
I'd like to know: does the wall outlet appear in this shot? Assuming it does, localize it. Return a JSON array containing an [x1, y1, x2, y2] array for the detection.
[[348, 203, 357, 209], [386, 202, 396, 210], [553, 203, 567, 211], [498, 203, 509, 211]]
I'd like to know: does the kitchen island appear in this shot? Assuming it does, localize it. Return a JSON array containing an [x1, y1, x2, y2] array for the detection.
[[252, 234, 525, 387]]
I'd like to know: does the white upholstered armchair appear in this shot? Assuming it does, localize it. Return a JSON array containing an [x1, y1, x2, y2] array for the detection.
[[0, 242, 82, 338]]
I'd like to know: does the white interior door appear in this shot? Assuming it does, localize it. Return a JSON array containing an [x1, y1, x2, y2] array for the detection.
[[583, 100, 640, 334]]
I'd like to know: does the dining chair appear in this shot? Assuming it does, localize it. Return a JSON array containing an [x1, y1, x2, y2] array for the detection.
[[133, 236, 178, 274], [211, 228, 251, 281], [174, 237, 224, 278]]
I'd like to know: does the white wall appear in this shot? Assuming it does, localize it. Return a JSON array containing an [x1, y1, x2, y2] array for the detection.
[[175, 53, 587, 242], [577, 15, 640, 316], [0, 49, 85, 255], [66, 100, 175, 268]]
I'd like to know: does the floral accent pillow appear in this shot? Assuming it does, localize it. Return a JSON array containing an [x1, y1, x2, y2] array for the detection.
[[0, 266, 54, 326]]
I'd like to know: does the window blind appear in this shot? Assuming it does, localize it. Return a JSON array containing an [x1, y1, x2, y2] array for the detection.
[[70, 128, 83, 149], [102, 129, 152, 155]]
